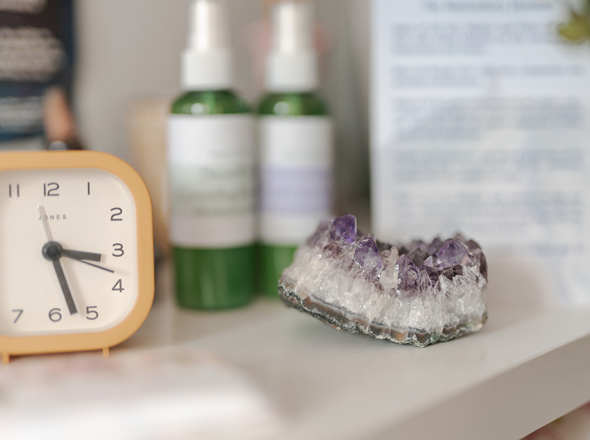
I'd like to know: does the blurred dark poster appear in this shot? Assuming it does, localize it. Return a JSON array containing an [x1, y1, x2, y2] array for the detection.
[[0, 0, 74, 143]]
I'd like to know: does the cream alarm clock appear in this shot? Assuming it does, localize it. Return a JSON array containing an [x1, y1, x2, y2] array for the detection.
[[0, 151, 154, 363]]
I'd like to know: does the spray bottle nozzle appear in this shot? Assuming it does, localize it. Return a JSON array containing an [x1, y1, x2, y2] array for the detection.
[[266, 0, 318, 92], [272, 0, 314, 53], [182, 0, 233, 90], [188, 0, 229, 52]]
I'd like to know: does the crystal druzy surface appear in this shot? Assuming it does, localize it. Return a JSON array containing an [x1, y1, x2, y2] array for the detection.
[[278, 215, 488, 347]]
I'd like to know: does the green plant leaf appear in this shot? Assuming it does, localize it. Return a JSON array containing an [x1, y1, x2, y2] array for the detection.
[[558, 11, 590, 43]]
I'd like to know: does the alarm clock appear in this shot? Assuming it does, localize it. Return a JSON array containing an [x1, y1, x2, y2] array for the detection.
[[0, 151, 154, 363]]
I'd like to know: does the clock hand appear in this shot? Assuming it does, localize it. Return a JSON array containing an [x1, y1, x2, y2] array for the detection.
[[69, 258, 115, 274], [42, 242, 77, 315], [39, 206, 112, 271], [61, 249, 102, 262], [38, 205, 53, 241], [38, 208, 77, 314], [43, 242, 114, 273], [52, 259, 77, 315]]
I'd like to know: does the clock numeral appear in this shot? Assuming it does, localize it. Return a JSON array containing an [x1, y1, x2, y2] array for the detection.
[[8, 184, 20, 198], [44, 182, 60, 197], [49, 308, 62, 322], [86, 306, 99, 320], [110, 207, 123, 221], [87, 182, 91, 195], [112, 243, 124, 257], [12, 309, 23, 323], [112, 279, 124, 292]]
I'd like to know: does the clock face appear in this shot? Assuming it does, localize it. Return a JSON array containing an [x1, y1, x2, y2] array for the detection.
[[0, 168, 138, 336]]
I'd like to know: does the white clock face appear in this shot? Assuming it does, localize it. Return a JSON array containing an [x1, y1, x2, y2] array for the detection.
[[0, 168, 138, 336]]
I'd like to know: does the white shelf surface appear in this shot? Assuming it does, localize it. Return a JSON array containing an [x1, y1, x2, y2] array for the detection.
[[123, 265, 590, 440], [3, 262, 590, 439]]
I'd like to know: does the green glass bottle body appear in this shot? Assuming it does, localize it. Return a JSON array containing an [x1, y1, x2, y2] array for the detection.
[[258, 92, 331, 297], [170, 90, 255, 309]]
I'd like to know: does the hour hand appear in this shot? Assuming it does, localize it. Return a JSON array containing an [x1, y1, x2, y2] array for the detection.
[[43, 242, 113, 273], [61, 248, 114, 273], [61, 249, 101, 262]]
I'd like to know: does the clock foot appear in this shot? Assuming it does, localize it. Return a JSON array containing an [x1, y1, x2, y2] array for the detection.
[[2, 353, 9, 364], [102, 347, 110, 358]]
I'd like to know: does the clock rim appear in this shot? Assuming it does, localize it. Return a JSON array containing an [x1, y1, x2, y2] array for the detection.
[[0, 151, 155, 358]]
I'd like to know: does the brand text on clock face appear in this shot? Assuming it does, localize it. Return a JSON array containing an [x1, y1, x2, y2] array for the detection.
[[38, 214, 67, 220]]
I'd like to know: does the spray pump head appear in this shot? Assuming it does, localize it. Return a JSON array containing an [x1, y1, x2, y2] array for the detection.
[[182, 0, 233, 90], [266, 0, 319, 92]]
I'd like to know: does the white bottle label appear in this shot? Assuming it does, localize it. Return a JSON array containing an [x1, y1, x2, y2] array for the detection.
[[168, 114, 255, 248], [259, 116, 333, 245]]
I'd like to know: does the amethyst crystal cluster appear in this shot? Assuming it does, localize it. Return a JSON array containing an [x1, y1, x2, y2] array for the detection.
[[278, 215, 488, 347]]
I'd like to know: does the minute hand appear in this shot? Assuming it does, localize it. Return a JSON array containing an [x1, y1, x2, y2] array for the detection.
[[52, 259, 77, 315]]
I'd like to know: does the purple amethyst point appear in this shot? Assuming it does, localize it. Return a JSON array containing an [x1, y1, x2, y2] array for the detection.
[[354, 234, 384, 280], [426, 237, 443, 256], [328, 215, 357, 245], [409, 239, 427, 252], [424, 256, 444, 272], [442, 264, 463, 280], [437, 238, 469, 268], [408, 247, 429, 267], [396, 254, 419, 291]]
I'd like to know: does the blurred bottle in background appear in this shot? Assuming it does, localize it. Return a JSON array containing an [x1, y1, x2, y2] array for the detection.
[[168, 0, 256, 310], [128, 96, 172, 267], [258, 0, 333, 297], [0, 0, 80, 150]]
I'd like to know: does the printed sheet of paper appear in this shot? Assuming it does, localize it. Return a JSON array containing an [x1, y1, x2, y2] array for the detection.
[[371, 0, 590, 303]]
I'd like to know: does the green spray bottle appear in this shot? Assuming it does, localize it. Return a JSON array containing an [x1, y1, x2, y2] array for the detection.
[[169, 0, 255, 309], [258, 0, 333, 296]]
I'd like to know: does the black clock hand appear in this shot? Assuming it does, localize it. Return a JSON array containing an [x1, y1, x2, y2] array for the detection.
[[39, 207, 77, 314], [61, 249, 102, 262], [39, 206, 114, 278], [43, 242, 114, 273], [52, 259, 77, 315], [39, 207, 102, 263], [43, 246, 78, 315]]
